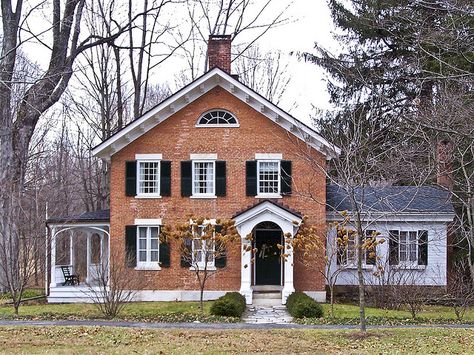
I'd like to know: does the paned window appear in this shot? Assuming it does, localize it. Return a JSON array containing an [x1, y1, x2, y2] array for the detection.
[[193, 161, 215, 196], [258, 161, 280, 195], [137, 226, 160, 266], [197, 110, 238, 126], [138, 161, 160, 195]]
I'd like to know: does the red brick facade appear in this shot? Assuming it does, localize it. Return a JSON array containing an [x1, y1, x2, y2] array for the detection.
[[109, 86, 327, 293]]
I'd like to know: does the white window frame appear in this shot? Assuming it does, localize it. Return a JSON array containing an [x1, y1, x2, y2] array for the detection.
[[195, 109, 240, 128], [338, 229, 377, 269], [136, 225, 161, 270], [192, 160, 216, 198], [190, 222, 216, 270], [257, 159, 281, 198], [136, 159, 161, 198], [395, 230, 422, 267]]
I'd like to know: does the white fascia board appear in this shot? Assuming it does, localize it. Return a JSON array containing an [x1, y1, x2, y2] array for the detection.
[[234, 201, 302, 227], [326, 211, 455, 223], [92, 68, 340, 160]]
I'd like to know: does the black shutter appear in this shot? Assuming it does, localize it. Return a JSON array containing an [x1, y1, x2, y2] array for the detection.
[[125, 225, 137, 267], [214, 225, 226, 268], [280, 160, 292, 195], [389, 230, 399, 265], [159, 240, 171, 268], [246, 160, 257, 196], [181, 161, 192, 197], [215, 161, 226, 196], [125, 161, 137, 196], [365, 230, 376, 265], [418, 230, 428, 266], [180, 238, 192, 267], [160, 161, 171, 196]]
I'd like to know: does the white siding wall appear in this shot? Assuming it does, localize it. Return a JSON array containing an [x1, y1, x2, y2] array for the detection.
[[327, 220, 448, 287]]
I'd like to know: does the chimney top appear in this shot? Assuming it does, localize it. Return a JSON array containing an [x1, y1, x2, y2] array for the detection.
[[207, 35, 232, 73], [437, 140, 454, 190]]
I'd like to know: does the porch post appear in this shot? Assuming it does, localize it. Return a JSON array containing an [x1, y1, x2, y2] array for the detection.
[[69, 230, 74, 269], [282, 224, 295, 304], [238, 224, 253, 305], [50, 227, 56, 287], [86, 231, 91, 284]]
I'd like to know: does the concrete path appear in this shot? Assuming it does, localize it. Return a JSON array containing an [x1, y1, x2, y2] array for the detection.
[[0, 319, 474, 330], [242, 306, 293, 324]]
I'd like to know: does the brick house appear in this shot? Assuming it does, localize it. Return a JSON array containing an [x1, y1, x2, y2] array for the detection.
[[46, 36, 454, 304]]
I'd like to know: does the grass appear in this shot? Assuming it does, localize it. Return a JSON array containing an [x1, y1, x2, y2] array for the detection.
[[0, 326, 473, 354]]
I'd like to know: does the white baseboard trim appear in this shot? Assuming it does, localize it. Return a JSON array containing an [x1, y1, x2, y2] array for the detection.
[[132, 290, 233, 302], [303, 291, 326, 302]]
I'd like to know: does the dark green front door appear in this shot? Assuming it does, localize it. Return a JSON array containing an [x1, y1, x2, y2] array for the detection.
[[255, 230, 282, 285]]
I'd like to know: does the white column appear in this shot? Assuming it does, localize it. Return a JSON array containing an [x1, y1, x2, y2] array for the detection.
[[86, 232, 91, 284], [69, 230, 74, 269], [281, 224, 295, 304], [50, 227, 56, 287], [238, 224, 253, 305]]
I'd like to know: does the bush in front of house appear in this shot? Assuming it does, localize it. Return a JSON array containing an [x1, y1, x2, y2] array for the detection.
[[210, 292, 247, 317], [286, 292, 324, 318]]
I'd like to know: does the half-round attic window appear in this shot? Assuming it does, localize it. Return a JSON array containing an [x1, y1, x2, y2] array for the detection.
[[196, 110, 239, 127]]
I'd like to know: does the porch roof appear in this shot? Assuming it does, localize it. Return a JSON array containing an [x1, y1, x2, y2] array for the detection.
[[47, 209, 110, 225], [232, 199, 302, 219]]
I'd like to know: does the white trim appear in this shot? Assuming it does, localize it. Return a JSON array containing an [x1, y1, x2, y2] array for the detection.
[[133, 290, 231, 302], [190, 153, 218, 160], [136, 225, 160, 268], [135, 154, 163, 160], [196, 109, 240, 128], [326, 211, 455, 223], [192, 160, 216, 197], [257, 160, 281, 196], [256, 194, 282, 199], [134, 218, 163, 225], [92, 68, 340, 160], [302, 291, 327, 303], [136, 160, 161, 197], [255, 153, 283, 160]]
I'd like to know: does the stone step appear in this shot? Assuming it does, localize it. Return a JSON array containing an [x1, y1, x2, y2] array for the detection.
[[253, 291, 281, 299], [252, 297, 282, 306], [252, 285, 283, 292]]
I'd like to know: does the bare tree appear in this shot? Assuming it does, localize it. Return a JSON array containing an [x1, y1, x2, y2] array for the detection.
[[447, 259, 474, 321], [166, 218, 239, 311]]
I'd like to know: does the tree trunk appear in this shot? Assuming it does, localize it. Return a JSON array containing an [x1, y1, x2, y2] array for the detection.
[[330, 286, 335, 318]]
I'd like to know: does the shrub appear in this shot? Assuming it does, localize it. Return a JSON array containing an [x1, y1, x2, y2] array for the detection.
[[210, 292, 247, 317], [286, 292, 323, 318]]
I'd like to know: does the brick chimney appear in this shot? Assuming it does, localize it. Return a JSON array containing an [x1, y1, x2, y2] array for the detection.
[[437, 140, 454, 190], [207, 35, 232, 73]]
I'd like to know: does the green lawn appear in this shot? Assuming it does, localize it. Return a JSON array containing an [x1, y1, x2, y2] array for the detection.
[[316, 303, 474, 324], [0, 326, 473, 354]]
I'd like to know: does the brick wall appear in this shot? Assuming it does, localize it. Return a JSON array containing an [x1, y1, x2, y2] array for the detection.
[[109, 86, 327, 292]]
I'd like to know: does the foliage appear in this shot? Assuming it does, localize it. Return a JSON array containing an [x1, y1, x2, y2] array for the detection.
[[447, 260, 474, 321], [210, 292, 246, 317], [286, 292, 323, 319]]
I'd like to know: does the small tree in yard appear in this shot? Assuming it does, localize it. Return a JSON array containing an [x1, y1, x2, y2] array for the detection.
[[321, 214, 384, 318], [86, 248, 142, 319], [447, 260, 474, 322], [165, 218, 239, 312]]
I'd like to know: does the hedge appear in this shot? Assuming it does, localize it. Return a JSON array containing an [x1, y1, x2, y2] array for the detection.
[[286, 292, 323, 318], [210, 292, 247, 317]]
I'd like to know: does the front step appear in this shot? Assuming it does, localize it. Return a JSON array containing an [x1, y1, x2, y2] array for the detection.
[[252, 290, 282, 306]]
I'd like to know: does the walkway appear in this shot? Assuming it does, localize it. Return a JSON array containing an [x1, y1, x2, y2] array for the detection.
[[0, 320, 474, 330], [242, 306, 292, 324]]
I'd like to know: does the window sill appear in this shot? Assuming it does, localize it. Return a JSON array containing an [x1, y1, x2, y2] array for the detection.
[[135, 265, 161, 271], [391, 264, 427, 270], [344, 264, 375, 270], [256, 194, 282, 199], [189, 265, 217, 271], [190, 195, 217, 199], [135, 195, 162, 199]]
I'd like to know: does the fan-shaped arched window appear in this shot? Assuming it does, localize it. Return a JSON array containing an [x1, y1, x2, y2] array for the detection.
[[196, 110, 239, 127]]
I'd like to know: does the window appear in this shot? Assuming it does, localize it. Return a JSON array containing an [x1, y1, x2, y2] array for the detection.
[[191, 225, 215, 268], [193, 161, 215, 196], [257, 160, 280, 195], [137, 226, 160, 267], [337, 230, 377, 266], [137, 161, 160, 196], [389, 230, 428, 266], [197, 110, 238, 127]]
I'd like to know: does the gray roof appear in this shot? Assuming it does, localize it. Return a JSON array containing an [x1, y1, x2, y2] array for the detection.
[[326, 185, 454, 214], [47, 209, 110, 224]]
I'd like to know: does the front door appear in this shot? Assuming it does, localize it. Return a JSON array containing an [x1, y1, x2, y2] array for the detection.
[[255, 229, 282, 285]]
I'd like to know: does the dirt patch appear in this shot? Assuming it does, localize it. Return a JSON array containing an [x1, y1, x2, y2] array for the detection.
[[346, 331, 383, 340]]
